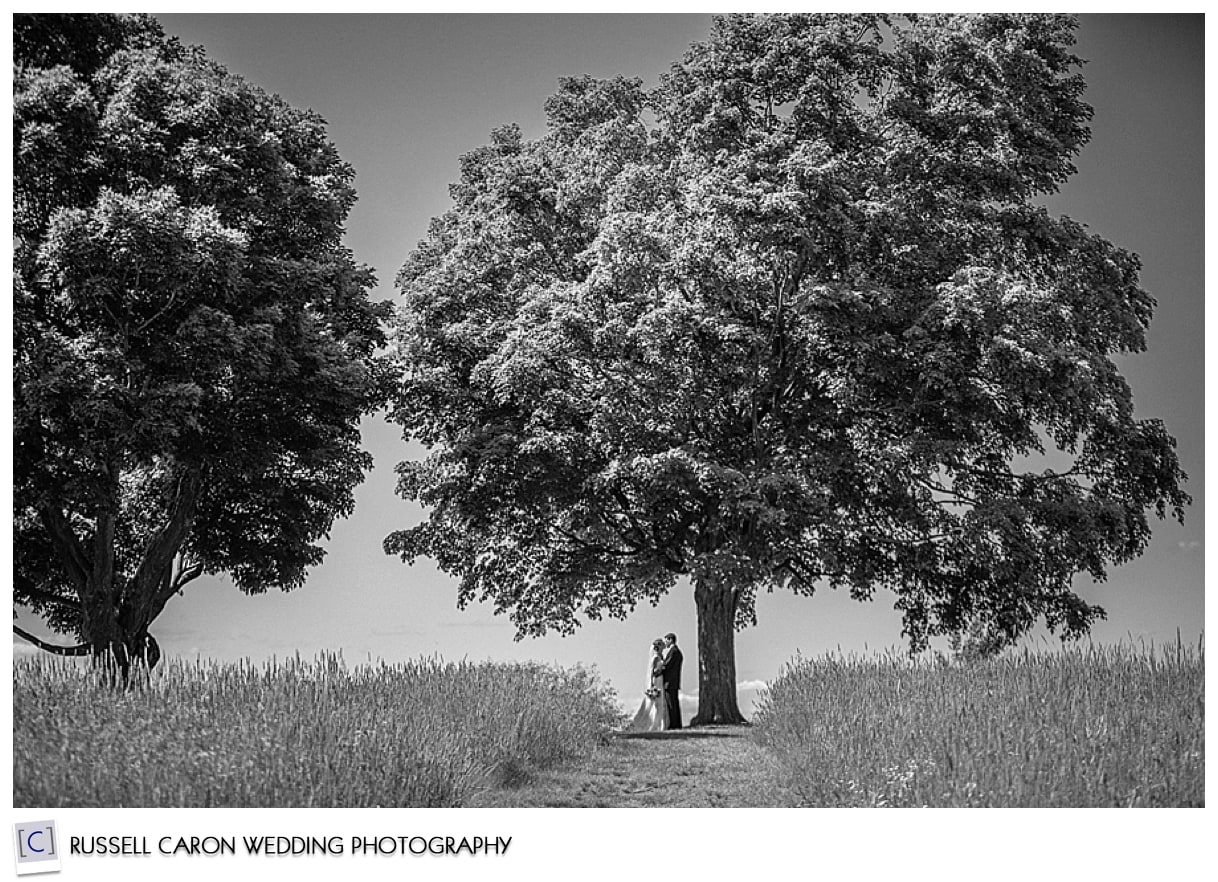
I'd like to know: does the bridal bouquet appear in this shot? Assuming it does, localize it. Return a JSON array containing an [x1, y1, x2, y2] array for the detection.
[[645, 687, 660, 699]]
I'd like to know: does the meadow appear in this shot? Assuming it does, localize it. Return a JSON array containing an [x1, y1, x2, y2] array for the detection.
[[13, 641, 1204, 808], [751, 641, 1205, 807], [13, 653, 622, 807]]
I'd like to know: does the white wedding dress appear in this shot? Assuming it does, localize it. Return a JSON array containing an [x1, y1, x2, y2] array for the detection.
[[625, 650, 668, 733]]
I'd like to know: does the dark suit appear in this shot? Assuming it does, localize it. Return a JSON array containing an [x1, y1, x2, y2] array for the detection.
[[657, 644, 683, 729]]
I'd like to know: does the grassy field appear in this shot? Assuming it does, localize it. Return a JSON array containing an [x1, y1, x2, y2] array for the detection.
[[13, 653, 622, 807], [751, 642, 1205, 807], [13, 642, 1204, 808]]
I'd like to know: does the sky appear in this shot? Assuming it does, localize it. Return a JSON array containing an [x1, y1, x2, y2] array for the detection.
[[11, 14, 1205, 719]]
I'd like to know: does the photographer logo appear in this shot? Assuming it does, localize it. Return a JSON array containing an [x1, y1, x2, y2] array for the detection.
[[12, 821, 60, 875]]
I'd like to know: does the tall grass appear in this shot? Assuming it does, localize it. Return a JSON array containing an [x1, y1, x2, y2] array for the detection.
[[14, 653, 623, 807], [752, 641, 1204, 807]]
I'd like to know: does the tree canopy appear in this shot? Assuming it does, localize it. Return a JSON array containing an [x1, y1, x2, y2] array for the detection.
[[386, 13, 1187, 722], [14, 13, 389, 672]]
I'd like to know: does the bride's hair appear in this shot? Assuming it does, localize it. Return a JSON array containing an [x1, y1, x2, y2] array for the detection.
[[651, 638, 664, 651]]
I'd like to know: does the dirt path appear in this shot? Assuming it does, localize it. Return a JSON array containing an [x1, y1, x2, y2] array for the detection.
[[468, 726, 799, 808]]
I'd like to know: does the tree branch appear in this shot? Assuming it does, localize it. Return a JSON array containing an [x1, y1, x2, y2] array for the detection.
[[172, 561, 206, 593], [93, 507, 117, 600], [590, 511, 649, 554], [148, 559, 204, 624], [916, 476, 980, 507], [37, 504, 90, 593], [13, 576, 83, 612], [14, 625, 90, 657], [957, 464, 1082, 484], [552, 523, 642, 558], [130, 468, 204, 626], [133, 278, 190, 334], [149, 557, 205, 616], [609, 486, 653, 550]]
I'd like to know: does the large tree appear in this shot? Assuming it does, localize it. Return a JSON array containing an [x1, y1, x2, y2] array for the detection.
[[386, 14, 1187, 724], [14, 14, 389, 678]]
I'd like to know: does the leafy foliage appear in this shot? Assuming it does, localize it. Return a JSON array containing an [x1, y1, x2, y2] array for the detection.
[[13, 14, 389, 662], [387, 13, 1186, 653]]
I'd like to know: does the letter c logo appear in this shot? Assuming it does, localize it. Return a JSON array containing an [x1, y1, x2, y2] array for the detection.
[[26, 830, 45, 853]]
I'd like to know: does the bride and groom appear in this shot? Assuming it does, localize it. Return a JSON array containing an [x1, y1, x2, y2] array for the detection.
[[626, 632, 683, 732]]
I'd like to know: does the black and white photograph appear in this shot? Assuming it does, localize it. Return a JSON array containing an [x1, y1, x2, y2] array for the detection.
[[7, 9, 1207, 876]]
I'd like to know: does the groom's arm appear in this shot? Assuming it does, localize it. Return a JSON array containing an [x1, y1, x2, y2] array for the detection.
[[657, 649, 678, 675]]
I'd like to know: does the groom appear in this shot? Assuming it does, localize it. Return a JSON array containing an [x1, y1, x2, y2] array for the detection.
[[658, 632, 683, 730]]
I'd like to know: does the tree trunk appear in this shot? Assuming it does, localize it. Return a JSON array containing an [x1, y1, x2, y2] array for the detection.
[[690, 576, 747, 726], [83, 615, 161, 686], [79, 563, 165, 686], [38, 470, 200, 685], [81, 584, 132, 686]]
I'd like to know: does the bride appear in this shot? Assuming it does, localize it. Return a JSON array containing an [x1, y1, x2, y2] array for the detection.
[[624, 638, 668, 733]]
